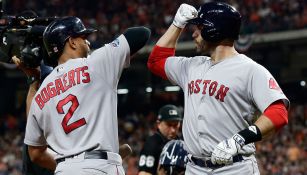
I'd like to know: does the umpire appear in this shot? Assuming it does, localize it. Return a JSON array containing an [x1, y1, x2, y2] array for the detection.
[[138, 105, 182, 175]]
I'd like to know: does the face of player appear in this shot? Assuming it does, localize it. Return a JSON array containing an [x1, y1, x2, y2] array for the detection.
[[192, 25, 212, 55], [74, 35, 91, 58], [158, 120, 181, 140], [192, 26, 205, 52]]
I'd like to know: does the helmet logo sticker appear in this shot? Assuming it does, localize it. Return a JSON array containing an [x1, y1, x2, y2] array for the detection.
[[159, 140, 188, 168], [169, 110, 178, 115]]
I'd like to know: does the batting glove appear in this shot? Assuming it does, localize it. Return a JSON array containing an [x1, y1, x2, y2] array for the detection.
[[211, 134, 242, 165], [173, 3, 198, 28]]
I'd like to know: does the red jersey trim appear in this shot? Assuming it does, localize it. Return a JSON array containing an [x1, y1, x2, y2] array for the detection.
[[147, 45, 175, 80], [264, 100, 288, 130]]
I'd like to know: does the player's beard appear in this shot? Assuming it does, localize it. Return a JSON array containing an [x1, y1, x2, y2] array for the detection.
[[198, 40, 218, 56], [195, 40, 208, 55]]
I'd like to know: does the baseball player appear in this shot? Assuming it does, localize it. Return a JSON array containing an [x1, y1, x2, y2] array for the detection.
[[14, 57, 132, 175], [138, 105, 182, 175], [147, 2, 289, 175], [14, 56, 132, 175], [23, 16, 150, 175]]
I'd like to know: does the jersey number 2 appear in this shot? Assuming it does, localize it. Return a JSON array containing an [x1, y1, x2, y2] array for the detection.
[[56, 94, 86, 134]]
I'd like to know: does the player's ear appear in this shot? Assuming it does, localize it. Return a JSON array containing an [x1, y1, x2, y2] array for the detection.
[[67, 37, 78, 49]]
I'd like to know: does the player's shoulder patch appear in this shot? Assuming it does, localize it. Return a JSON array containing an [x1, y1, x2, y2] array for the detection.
[[269, 78, 282, 93], [110, 38, 120, 47]]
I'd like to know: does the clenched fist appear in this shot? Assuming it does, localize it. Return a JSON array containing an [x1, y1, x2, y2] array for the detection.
[[211, 134, 241, 165], [173, 4, 198, 28]]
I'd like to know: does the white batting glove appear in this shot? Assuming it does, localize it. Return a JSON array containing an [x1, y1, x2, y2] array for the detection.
[[211, 135, 241, 165], [173, 3, 198, 28]]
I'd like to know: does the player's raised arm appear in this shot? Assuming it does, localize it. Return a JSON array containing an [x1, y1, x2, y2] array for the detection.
[[123, 26, 151, 56], [157, 4, 198, 48], [147, 4, 198, 79]]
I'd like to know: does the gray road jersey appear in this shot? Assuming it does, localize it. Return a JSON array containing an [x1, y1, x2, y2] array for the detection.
[[165, 54, 289, 157], [24, 35, 130, 159]]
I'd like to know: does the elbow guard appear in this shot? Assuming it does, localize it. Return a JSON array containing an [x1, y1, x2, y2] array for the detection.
[[123, 27, 151, 55]]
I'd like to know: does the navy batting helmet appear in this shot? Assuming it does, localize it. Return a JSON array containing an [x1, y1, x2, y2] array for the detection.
[[189, 2, 241, 43], [43, 16, 96, 66], [159, 140, 188, 175]]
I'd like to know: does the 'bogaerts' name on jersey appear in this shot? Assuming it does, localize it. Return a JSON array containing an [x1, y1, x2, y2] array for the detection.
[[188, 79, 229, 102], [35, 66, 91, 109]]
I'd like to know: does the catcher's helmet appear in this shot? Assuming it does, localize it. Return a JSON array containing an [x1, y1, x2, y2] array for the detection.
[[189, 2, 241, 42], [43, 16, 96, 66], [159, 140, 188, 175]]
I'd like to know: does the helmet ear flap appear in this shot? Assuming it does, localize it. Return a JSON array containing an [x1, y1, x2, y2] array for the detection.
[[200, 25, 223, 43]]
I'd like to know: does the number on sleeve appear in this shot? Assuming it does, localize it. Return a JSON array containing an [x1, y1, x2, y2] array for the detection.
[[56, 94, 86, 134]]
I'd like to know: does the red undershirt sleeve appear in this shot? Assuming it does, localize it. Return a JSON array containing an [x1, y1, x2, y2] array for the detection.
[[147, 45, 175, 80], [263, 100, 288, 130]]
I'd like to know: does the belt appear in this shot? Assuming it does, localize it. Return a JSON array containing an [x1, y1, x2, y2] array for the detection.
[[56, 150, 108, 164], [191, 154, 244, 168]]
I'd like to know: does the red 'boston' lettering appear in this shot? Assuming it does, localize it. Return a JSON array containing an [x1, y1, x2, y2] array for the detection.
[[209, 81, 218, 96], [188, 79, 230, 103], [194, 79, 202, 94], [215, 85, 229, 102], [202, 80, 211, 94], [188, 81, 194, 95]]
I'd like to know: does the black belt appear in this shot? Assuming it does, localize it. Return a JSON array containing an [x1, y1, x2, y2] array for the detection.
[[191, 154, 244, 169], [56, 150, 108, 164]]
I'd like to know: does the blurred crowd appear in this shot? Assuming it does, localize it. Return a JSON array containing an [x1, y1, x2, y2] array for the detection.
[[0, 103, 306, 175], [4, 0, 307, 47], [256, 104, 307, 175]]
